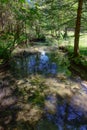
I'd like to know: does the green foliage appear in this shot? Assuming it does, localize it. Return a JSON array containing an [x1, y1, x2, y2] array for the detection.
[[48, 52, 71, 76], [27, 75, 47, 106], [30, 75, 46, 88], [0, 0, 86, 61], [73, 56, 82, 64], [0, 41, 12, 60], [11, 121, 33, 130], [0, 0, 9, 3], [69, 53, 87, 66], [28, 90, 45, 107]]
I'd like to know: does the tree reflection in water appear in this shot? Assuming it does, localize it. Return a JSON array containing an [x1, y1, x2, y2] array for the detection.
[[28, 51, 57, 75]]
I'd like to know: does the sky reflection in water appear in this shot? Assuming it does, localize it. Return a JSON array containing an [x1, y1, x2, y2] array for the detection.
[[28, 52, 57, 75], [12, 52, 57, 77], [37, 95, 87, 130]]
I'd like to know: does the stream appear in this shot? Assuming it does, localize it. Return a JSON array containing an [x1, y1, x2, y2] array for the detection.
[[0, 50, 87, 130], [36, 94, 87, 130], [10, 51, 58, 78]]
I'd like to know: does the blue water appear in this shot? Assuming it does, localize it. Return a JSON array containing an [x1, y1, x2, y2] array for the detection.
[[10, 52, 87, 129], [37, 95, 87, 130], [11, 52, 57, 77]]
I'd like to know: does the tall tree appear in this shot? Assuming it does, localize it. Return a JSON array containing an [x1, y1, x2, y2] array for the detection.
[[74, 0, 83, 56]]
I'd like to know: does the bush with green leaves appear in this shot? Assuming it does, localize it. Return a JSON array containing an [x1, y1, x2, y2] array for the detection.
[[0, 41, 12, 60]]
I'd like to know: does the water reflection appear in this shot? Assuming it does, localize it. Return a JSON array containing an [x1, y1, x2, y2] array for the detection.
[[37, 95, 87, 130], [39, 51, 49, 73], [28, 55, 36, 73], [9, 52, 87, 129], [11, 52, 57, 77]]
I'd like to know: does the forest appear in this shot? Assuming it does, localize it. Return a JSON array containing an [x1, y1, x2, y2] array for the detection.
[[0, 0, 87, 130]]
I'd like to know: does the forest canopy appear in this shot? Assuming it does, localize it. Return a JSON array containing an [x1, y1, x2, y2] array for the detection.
[[0, 0, 87, 60]]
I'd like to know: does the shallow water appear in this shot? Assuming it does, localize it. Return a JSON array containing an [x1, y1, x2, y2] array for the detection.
[[36, 95, 87, 130], [10, 52, 58, 78], [8, 52, 87, 129]]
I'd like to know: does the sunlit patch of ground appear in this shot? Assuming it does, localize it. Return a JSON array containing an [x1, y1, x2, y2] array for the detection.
[[71, 81, 87, 117], [12, 45, 58, 56], [44, 94, 57, 114], [17, 105, 43, 124], [44, 75, 80, 98], [71, 93, 87, 116]]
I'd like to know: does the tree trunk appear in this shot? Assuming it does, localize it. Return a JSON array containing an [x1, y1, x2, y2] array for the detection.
[[74, 0, 83, 56]]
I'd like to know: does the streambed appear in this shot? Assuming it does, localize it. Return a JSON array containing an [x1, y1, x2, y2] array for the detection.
[[0, 49, 87, 130]]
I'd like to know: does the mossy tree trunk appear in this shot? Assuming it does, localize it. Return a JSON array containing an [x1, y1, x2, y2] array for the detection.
[[74, 0, 83, 56]]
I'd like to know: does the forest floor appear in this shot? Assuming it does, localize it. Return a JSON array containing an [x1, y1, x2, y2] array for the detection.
[[0, 44, 87, 129]]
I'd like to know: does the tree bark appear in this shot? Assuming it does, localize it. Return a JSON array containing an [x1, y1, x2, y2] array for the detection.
[[74, 0, 83, 56]]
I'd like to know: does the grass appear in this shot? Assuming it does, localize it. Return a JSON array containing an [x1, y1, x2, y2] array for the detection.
[[46, 31, 87, 56], [62, 32, 87, 57]]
